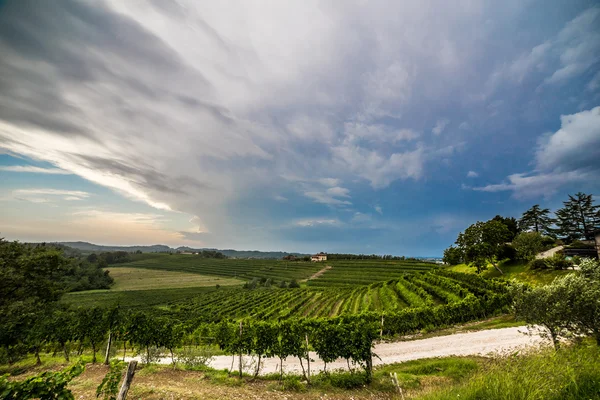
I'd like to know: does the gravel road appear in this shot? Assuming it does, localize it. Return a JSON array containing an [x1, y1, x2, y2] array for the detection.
[[127, 325, 548, 375]]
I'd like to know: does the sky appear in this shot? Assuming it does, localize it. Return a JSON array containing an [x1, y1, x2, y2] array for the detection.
[[0, 0, 599, 256]]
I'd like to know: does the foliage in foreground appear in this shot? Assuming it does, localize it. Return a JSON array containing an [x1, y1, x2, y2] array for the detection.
[[514, 258, 600, 347], [421, 343, 600, 400], [0, 361, 84, 400]]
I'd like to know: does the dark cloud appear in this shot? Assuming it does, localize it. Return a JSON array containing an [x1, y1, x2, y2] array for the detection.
[[0, 0, 211, 138]]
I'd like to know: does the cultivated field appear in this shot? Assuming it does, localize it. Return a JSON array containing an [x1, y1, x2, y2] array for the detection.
[[105, 267, 243, 291], [64, 255, 510, 324]]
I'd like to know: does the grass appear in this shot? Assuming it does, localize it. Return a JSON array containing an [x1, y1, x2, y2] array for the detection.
[[8, 344, 599, 399], [446, 261, 573, 286], [420, 342, 600, 400], [105, 267, 244, 291]]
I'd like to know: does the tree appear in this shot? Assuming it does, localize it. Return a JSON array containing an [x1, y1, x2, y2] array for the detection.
[[491, 215, 519, 240], [442, 246, 462, 265], [555, 192, 600, 240], [518, 205, 554, 236], [514, 258, 600, 347], [513, 282, 573, 348], [512, 232, 544, 261], [455, 220, 512, 274], [76, 307, 107, 363]]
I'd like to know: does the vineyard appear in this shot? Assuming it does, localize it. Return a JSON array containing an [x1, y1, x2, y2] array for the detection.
[[166, 269, 506, 321]]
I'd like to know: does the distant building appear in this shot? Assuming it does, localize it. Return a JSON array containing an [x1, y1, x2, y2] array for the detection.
[[311, 252, 327, 262]]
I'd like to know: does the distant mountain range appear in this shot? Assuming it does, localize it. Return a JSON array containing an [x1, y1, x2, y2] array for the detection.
[[57, 241, 309, 259]]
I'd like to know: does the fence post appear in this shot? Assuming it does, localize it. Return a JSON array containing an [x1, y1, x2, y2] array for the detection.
[[116, 360, 137, 400]]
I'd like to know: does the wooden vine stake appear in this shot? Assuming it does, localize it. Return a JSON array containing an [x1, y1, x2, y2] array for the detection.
[[116, 360, 137, 400], [239, 321, 243, 378], [390, 372, 405, 400], [305, 334, 311, 383]]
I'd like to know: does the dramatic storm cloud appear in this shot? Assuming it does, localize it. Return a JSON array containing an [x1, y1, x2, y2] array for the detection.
[[0, 0, 598, 254]]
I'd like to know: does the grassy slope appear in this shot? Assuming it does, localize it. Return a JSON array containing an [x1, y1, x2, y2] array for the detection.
[[446, 261, 573, 285], [106, 267, 243, 291]]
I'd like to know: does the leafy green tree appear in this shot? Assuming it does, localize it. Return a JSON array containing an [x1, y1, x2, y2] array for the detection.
[[442, 246, 462, 265], [514, 258, 600, 347], [50, 308, 76, 361], [512, 232, 544, 261], [555, 192, 600, 240], [455, 220, 512, 274], [491, 215, 519, 240], [76, 307, 107, 363], [518, 205, 554, 235], [513, 282, 572, 348]]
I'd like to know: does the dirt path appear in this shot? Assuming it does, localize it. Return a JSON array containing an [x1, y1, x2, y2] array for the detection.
[[536, 245, 564, 259], [129, 326, 548, 375], [301, 265, 332, 282]]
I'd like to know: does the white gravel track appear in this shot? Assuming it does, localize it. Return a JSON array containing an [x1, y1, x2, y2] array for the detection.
[[126, 325, 549, 375]]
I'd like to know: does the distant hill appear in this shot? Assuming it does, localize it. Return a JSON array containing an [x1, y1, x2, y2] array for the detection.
[[57, 241, 308, 259], [58, 241, 172, 253]]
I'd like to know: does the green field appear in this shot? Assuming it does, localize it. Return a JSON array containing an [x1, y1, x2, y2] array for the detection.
[[65, 255, 510, 323], [106, 267, 244, 290]]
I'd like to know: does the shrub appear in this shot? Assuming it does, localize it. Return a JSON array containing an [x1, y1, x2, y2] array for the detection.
[[175, 346, 215, 369], [528, 259, 548, 270], [497, 244, 517, 262], [315, 371, 368, 389], [541, 236, 558, 248], [567, 240, 595, 249], [512, 232, 543, 261], [288, 279, 300, 288], [545, 253, 573, 270]]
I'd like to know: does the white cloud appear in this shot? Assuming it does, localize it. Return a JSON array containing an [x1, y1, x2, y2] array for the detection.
[[535, 106, 600, 172], [374, 205, 383, 214], [473, 106, 600, 198], [304, 188, 352, 206], [0, 165, 71, 174], [495, 7, 600, 88], [473, 171, 590, 199], [274, 195, 288, 202], [467, 170, 479, 178], [432, 119, 450, 135], [326, 187, 350, 198], [295, 218, 341, 227], [0, 0, 579, 245], [318, 178, 341, 187], [12, 188, 91, 202], [72, 209, 167, 224], [587, 71, 600, 92]]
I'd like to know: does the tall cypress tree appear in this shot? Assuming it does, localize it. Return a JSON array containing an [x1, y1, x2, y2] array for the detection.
[[555, 193, 600, 240], [518, 205, 554, 236]]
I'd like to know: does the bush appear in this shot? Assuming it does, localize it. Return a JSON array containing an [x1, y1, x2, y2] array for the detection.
[[175, 346, 215, 369], [541, 236, 558, 248], [528, 259, 548, 270], [288, 279, 300, 288], [313, 371, 368, 389], [497, 244, 517, 262], [545, 253, 573, 270], [512, 232, 543, 261], [567, 240, 595, 249]]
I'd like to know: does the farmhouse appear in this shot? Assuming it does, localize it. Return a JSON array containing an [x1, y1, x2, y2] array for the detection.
[[311, 252, 327, 262]]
